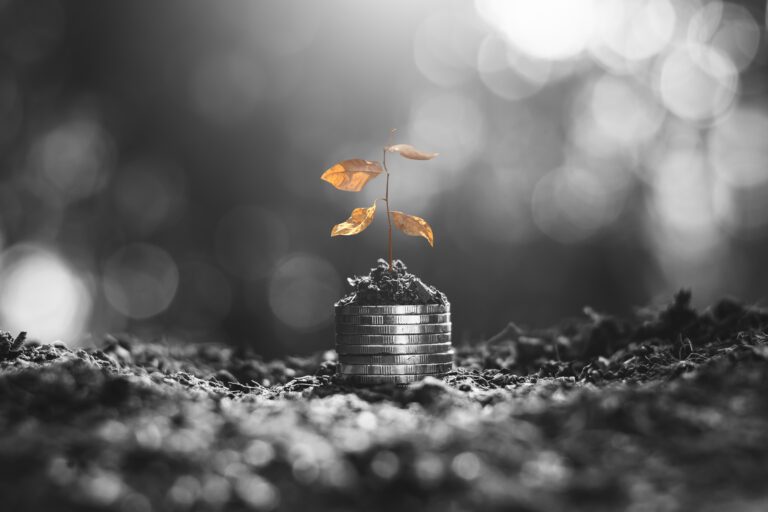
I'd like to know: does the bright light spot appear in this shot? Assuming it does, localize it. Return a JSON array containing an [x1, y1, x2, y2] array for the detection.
[[592, 0, 676, 62], [476, 0, 596, 60], [708, 105, 768, 187], [657, 43, 738, 123], [414, 453, 445, 485], [190, 54, 264, 124], [0, 245, 91, 343], [451, 452, 482, 480], [477, 35, 551, 101], [532, 166, 622, 243], [114, 158, 187, 234], [268, 253, 340, 331], [215, 206, 289, 280], [29, 114, 114, 202], [588, 75, 666, 148], [370, 451, 400, 480], [688, 1, 761, 71], [234, 475, 279, 510], [103, 244, 179, 319], [413, 10, 486, 87]]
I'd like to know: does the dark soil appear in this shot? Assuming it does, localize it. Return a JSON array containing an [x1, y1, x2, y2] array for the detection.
[[2, 291, 768, 511], [335, 259, 448, 306]]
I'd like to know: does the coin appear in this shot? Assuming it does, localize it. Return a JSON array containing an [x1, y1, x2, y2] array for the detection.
[[338, 352, 454, 365], [335, 304, 449, 315], [338, 362, 454, 375], [336, 313, 450, 325], [335, 333, 452, 345], [335, 342, 453, 355], [340, 374, 446, 385], [335, 323, 451, 335]]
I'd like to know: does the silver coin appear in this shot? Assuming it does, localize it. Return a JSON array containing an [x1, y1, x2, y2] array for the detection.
[[335, 333, 452, 345], [340, 374, 446, 385], [335, 304, 449, 315], [338, 352, 454, 365], [336, 313, 450, 325], [335, 323, 451, 335], [339, 362, 454, 375], [335, 342, 453, 355]]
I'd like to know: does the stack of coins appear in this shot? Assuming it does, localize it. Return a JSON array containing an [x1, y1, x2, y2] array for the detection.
[[335, 303, 453, 385]]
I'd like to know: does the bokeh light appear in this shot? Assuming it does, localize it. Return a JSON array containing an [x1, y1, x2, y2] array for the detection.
[[656, 43, 738, 123], [708, 104, 768, 188], [268, 254, 341, 332], [586, 75, 666, 149], [413, 10, 485, 88], [114, 158, 188, 234], [407, 92, 486, 176], [477, 35, 551, 101], [28, 113, 115, 203], [103, 244, 179, 320], [591, 0, 676, 64], [0, 245, 91, 343], [688, 2, 761, 71], [476, 0, 596, 61], [648, 147, 717, 237], [532, 166, 623, 244]]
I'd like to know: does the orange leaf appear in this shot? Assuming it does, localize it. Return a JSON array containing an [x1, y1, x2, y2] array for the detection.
[[321, 159, 383, 191], [391, 211, 434, 246], [331, 201, 377, 237], [386, 144, 438, 160]]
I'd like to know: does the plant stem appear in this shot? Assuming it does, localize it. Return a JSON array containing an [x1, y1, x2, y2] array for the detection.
[[382, 148, 393, 271]]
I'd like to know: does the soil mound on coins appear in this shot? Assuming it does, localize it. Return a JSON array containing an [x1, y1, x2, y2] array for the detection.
[[336, 259, 448, 306]]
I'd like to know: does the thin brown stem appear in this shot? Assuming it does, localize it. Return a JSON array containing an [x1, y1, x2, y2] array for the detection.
[[382, 148, 393, 271]]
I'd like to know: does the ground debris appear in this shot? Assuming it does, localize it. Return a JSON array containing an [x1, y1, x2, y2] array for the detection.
[[1, 291, 767, 511]]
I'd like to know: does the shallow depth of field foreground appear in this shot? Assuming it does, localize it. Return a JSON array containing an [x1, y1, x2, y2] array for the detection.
[[2, 291, 767, 511]]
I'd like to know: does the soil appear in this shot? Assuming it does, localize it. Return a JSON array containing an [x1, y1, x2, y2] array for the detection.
[[1, 290, 768, 511], [335, 259, 448, 306]]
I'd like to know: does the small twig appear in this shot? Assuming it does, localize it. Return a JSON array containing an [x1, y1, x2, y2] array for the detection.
[[382, 129, 397, 271]]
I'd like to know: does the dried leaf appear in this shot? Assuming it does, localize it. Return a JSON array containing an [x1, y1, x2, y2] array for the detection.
[[391, 211, 434, 246], [331, 201, 377, 237], [321, 159, 383, 191], [386, 144, 438, 160]]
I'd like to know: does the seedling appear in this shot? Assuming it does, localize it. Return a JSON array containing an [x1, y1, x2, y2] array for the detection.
[[321, 130, 438, 270]]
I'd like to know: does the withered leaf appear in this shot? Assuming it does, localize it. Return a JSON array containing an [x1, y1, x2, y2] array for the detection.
[[331, 201, 377, 237], [386, 144, 439, 160], [391, 211, 434, 246], [321, 159, 383, 192]]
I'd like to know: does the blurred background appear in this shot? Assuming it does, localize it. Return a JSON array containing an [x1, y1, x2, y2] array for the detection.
[[0, 0, 766, 357]]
